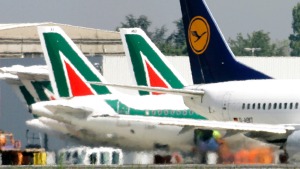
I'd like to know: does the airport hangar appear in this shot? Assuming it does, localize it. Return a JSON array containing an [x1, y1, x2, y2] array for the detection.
[[0, 22, 300, 151]]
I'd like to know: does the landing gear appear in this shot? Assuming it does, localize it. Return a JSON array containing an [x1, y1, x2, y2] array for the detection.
[[154, 154, 171, 164], [279, 143, 289, 164], [153, 144, 183, 164], [153, 144, 171, 164], [279, 149, 289, 164], [193, 129, 220, 164]]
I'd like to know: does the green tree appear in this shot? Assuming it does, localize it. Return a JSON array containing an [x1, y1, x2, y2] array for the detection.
[[117, 14, 152, 35], [289, 2, 300, 56], [116, 14, 167, 48], [151, 26, 168, 46], [167, 19, 187, 55], [117, 15, 187, 55], [155, 19, 187, 56], [228, 30, 285, 56]]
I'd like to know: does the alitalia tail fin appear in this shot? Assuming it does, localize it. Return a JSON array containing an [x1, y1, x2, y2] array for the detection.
[[0, 65, 58, 118], [120, 28, 187, 95], [0, 65, 54, 103], [0, 73, 35, 106], [180, 0, 271, 84], [38, 26, 115, 98]]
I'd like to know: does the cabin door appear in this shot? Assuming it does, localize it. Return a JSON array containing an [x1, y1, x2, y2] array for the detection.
[[222, 93, 231, 120]]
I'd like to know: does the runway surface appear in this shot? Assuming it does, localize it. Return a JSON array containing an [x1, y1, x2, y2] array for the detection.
[[0, 164, 298, 168]]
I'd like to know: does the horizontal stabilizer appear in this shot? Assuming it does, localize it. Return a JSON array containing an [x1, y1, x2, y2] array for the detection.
[[0, 65, 49, 81], [45, 104, 93, 119], [89, 82, 204, 97], [0, 73, 21, 85]]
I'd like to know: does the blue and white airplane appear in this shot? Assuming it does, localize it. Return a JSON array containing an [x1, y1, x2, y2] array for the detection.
[[179, 0, 299, 145], [96, 0, 299, 149]]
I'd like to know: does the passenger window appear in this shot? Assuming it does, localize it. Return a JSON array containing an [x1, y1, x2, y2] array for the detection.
[[247, 104, 250, 109], [273, 103, 277, 109], [252, 103, 255, 109], [183, 110, 187, 115], [171, 110, 175, 115], [73, 151, 79, 164], [268, 103, 271, 110], [189, 110, 193, 115], [66, 152, 71, 161], [284, 103, 287, 109], [89, 152, 97, 164], [263, 103, 266, 110], [158, 110, 162, 115], [100, 152, 109, 165], [164, 110, 168, 115], [112, 152, 120, 165], [279, 103, 282, 109], [290, 103, 293, 109], [296, 103, 299, 109], [242, 103, 245, 109], [257, 103, 261, 110]]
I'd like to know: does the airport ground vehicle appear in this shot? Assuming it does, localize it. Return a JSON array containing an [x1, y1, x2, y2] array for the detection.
[[0, 130, 48, 165], [57, 146, 123, 165]]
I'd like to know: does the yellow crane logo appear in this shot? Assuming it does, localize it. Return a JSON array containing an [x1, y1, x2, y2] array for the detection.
[[188, 16, 210, 55]]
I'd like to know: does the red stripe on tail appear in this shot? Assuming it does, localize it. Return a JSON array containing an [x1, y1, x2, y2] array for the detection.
[[145, 61, 168, 95], [65, 61, 94, 96]]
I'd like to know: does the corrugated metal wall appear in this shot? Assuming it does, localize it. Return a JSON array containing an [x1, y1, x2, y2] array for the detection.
[[103, 56, 300, 90], [236, 57, 300, 79]]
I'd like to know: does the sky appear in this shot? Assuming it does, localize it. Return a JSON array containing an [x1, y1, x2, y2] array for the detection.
[[0, 0, 299, 41]]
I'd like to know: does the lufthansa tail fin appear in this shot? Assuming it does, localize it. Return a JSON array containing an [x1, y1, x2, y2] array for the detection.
[[120, 28, 187, 95], [180, 0, 271, 84], [38, 26, 115, 98]]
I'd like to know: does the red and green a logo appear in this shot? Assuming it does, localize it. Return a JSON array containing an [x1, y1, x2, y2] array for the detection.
[[42, 32, 111, 97], [31, 81, 55, 101], [124, 33, 186, 95]]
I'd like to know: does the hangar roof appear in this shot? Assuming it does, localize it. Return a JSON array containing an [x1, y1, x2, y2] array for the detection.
[[0, 22, 124, 58], [0, 22, 120, 39]]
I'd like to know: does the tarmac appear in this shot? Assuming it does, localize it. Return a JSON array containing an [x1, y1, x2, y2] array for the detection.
[[0, 164, 299, 168]]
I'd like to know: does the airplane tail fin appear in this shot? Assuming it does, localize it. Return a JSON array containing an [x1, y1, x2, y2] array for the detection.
[[0, 72, 38, 117], [0, 66, 55, 118], [38, 26, 115, 98], [180, 0, 271, 84], [120, 28, 187, 95], [0, 73, 35, 105]]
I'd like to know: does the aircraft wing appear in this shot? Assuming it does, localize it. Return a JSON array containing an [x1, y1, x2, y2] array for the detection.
[[33, 101, 293, 135], [89, 82, 204, 97], [111, 115, 294, 134]]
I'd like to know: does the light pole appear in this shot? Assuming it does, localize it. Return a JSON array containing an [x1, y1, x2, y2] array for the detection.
[[244, 47, 261, 56]]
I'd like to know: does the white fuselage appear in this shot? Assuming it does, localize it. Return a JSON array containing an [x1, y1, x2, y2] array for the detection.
[[32, 94, 197, 151], [184, 79, 300, 124]]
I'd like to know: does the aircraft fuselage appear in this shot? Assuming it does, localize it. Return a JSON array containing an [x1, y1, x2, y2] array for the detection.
[[32, 94, 204, 151], [184, 79, 300, 124]]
